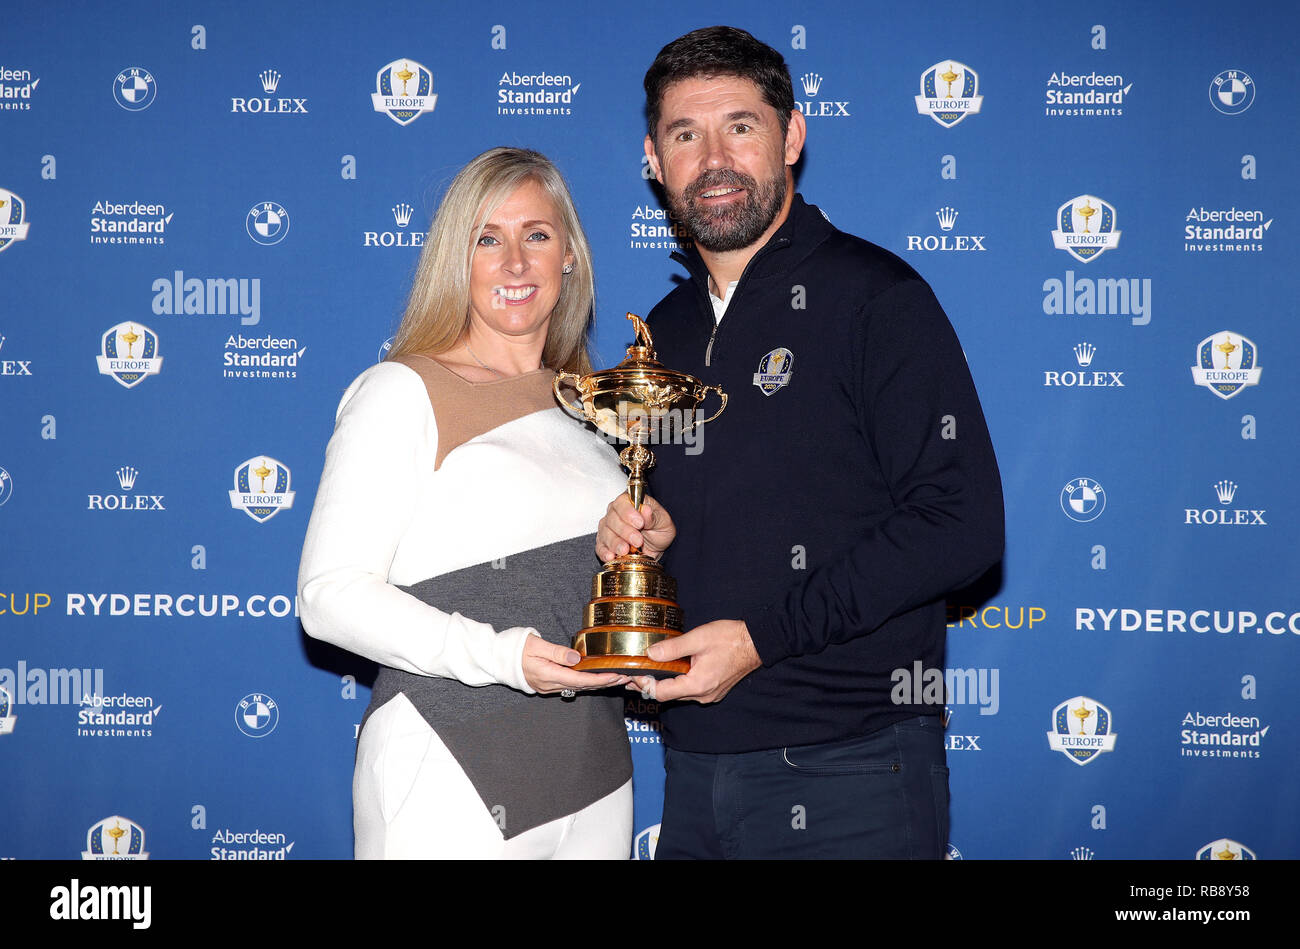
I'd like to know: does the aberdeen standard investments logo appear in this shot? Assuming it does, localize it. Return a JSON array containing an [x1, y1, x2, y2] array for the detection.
[[1052, 195, 1120, 263], [1184, 206, 1270, 253], [90, 199, 172, 247], [229, 457, 295, 522], [0, 188, 30, 253], [497, 70, 581, 117], [1190, 331, 1261, 400], [372, 59, 436, 126], [915, 60, 982, 127], [97, 323, 163, 388], [1, 65, 40, 112], [1047, 695, 1117, 766], [1044, 71, 1131, 117]]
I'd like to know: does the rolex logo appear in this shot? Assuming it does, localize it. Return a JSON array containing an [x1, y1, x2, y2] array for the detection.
[[1070, 847, 1095, 861], [392, 203, 414, 228], [259, 69, 281, 94], [1073, 342, 1095, 367], [800, 72, 823, 97], [116, 466, 139, 491], [1214, 480, 1238, 504], [935, 206, 958, 231]]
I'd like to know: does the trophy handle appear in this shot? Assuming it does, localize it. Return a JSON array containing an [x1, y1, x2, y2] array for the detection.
[[685, 385, 727, 432], [553, 372, 589, 420]]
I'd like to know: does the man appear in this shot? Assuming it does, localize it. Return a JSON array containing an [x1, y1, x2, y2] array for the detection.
[[597, 26, 1004, 859]]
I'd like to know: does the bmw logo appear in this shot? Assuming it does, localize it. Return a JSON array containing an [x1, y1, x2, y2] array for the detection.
[[1060, 477, 1106, 523], [1209, 69, 1255, 115], [246, 201, 290, 245], [236, 692, 279, 738], [113, 67, 157, 111]]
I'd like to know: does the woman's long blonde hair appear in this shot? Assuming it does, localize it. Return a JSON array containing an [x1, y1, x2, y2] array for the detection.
[[388, 147, 595, 374]]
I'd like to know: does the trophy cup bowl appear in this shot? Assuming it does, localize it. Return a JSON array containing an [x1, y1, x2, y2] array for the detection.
[[554, 314, 726, 677]]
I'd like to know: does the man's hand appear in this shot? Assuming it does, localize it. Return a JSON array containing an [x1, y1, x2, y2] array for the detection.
[[521, 635, 629, 695], [629, 619, 761, 704], [596, 493, 676, 562]]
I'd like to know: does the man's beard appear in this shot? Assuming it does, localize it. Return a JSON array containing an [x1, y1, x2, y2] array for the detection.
[[666, 167, 786, 253]]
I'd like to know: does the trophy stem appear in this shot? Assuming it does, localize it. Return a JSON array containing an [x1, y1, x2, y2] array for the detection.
[[620, 443, 654, 555]]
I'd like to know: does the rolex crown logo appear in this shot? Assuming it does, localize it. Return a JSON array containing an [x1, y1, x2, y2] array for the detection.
[[392, 203, 414, 228], [259, 69, 281, 94], [800, 72, 823, 97], [1073, 342, 1095, 367], [1214, 480, 1238, 504], [116, 466, 139, 491], [1070, 846, 1095, 861], [935, 206, 958, 231]]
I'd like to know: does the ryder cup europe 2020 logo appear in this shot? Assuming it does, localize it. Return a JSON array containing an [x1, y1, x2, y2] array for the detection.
[[1047, 695, 1117, 766], [229, 457, 295, 522], [1190, 331, 1262, 400], [97, 323, 163, 388], [1052, 195, 1121, 263], [372, 59, 437, 126], [752, 348, 794, 396], [0, 188, 31, 254], [83, 816, 149, 859], [1196, 838, 1256, 860], [0, 685, 14, 735], [915, 61, 982, 127]]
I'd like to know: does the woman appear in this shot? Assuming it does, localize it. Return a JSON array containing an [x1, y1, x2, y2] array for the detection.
[[298, 148, 633, 859]]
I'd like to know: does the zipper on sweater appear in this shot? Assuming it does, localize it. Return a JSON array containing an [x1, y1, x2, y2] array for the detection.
[[701, 235, 791, 367]]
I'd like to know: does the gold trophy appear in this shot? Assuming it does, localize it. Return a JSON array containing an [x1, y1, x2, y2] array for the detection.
[[554, 313, 727, 676]]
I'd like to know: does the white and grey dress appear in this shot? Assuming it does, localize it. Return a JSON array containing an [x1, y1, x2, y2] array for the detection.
[[298, 356, 632, 857]]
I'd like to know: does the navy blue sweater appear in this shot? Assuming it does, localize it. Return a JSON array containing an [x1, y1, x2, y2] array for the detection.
[[646, 194, 1004, 754]]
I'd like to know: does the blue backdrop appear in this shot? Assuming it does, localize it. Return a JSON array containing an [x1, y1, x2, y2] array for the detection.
[[2, 0, 1296, 861]]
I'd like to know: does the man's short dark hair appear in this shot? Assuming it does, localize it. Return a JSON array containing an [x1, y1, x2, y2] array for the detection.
[[644, 26, 795, 143]]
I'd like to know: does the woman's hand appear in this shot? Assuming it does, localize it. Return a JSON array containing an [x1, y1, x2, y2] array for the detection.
[[595, 493, 676, 562], [521, 635, 629, 695]]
